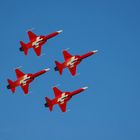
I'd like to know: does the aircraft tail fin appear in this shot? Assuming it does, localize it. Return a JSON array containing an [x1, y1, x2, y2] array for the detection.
[[45, 97, 53, 112], [20, 41, 28, 55], [7, 79, 16, 93], [54, 61, 64, 75]]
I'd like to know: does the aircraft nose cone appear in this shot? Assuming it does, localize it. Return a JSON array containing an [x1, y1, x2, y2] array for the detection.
[[57, 30, 63, 34], [44, 68, 50, 72], [92, 50, 98, 53], [82, 86, 88, 90]]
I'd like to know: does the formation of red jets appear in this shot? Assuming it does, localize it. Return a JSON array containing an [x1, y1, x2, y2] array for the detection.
[[7, 30, 98, 112]]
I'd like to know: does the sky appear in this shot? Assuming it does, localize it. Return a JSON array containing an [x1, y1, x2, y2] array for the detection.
[[0, 0, 140, 139]]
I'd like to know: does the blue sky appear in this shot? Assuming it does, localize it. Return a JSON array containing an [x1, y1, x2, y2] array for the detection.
[[0, 0, 140, 139]]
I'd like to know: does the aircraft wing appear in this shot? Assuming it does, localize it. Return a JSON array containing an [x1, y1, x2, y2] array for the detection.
[[28, 31, 37, 40], [33, 45, 42, 56], [53, 87, 62, 97], [68, 65, 77, 76], [58, 101, 67, 112], [20, 84, 29, 94], [63, 50, 72, 60], [15, 69, 25, 78]]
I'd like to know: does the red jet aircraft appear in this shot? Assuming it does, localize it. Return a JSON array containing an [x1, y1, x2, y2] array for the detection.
[[7, 68, 50, 94], [54, 50, 98, 76], [44, 86, 88, 112], [19, 30, 63, 56]]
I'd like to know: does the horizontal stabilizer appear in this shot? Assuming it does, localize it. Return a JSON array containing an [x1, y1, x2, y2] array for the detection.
[[20, 41, 28, 55], [7, 79, 16, 93], [45, 97, 53, 111], [55, 61, 64, 75]]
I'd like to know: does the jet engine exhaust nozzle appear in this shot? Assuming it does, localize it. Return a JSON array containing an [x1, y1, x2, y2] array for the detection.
[[7, 85, 10, 89], [19, 47, 24, 52], [44, 103, 49, 107]]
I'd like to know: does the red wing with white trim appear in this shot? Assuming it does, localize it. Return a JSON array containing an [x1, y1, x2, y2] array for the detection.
[[15, 69, 25, 78], [68, 65, 77, 76], [63, 50, 72, 60], [20, 84, 29, 94], [33, 45, 42, 56], [28, 31, 37, 40], [58, 102, 67, 112]]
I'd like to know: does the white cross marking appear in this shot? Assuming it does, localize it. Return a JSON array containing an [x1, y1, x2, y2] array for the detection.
[[57, 93, 68, 104], [20, 75, 30, 85], [67, 56, 78, 67], [32, 36, 43, 47]]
